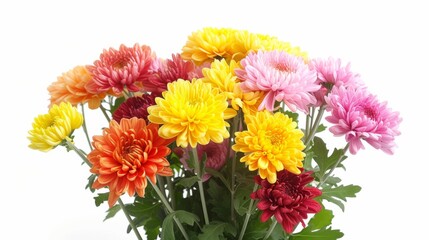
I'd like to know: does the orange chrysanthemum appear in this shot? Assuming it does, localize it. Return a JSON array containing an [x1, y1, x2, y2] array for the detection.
[[88, 117, 173, 207], [48, 65, 106, 109]]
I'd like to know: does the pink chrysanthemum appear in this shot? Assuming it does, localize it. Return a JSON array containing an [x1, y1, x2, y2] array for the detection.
[[309, 57, 363, 106], [143, 53, 205, 94], [325, 86, 402, 155], [250, 170, 322, 234], [179, 139, 228, 182], [112, 94, 158, 123], [86, 43, 153, 95], [235, 50, 320, 112]]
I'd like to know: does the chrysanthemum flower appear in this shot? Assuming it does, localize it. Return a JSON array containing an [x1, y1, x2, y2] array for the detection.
[[179, 139, 229, 182], [86, 43, 153, 95], [28, 102, 83, 152], [250, 170, 322, 234], [232, 110, 305, 183], [143, 53, 203, 94], [325, 86, 402, 155], [309, 57, 363, 106], [48, 66, 107, 109], [236, 50, 320, 112], [147, 79, 236, 148], [231, 31, 308, 62], [201, 58, 264, 115], [112, 94, 157, 123], [88, 118, 173, 207], [181, 27, 237, 65]]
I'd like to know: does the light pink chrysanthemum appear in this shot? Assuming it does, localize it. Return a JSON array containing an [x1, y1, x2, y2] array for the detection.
[[179, 140, 228, 182], [309, 57, 363, 106], [325, 86, 402, 155], [143, 53, 204, 94], [86, 44, 154, 95], [235, 50, 320, 112]]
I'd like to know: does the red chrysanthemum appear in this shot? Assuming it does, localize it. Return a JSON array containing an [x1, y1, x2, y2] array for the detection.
[[112, 94, 158, 123], [88, 117, 173, 207], [143, 53, 205, 94], [86, 43, 154, 95], [250, 170, 322, 234]]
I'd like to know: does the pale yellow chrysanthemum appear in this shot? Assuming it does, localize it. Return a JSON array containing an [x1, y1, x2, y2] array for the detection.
[[201, 58, 264, 116], [232, 110, 305, 183], [231, 30, 308, 62], [181, 27, 237, 65], [147, 79, 236, 148], [28, 102, 83, 152]]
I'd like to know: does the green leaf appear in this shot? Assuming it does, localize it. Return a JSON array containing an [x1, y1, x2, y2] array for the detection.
[[161, 210, 199, 240], [321, 184, 361, 212], [198, 222, 236, 240], [104, 204, 121, 221], [307, 209, 334, 230], [316, 124, 327, 133], [290, 228, 344, 240], [176, 176, 199, 188], [94, 192, 109, 207], [311, 137, 347, 179]]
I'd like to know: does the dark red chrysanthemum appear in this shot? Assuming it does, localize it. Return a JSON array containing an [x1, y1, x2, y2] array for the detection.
[[143, 53, 205, 93], [112, 94, 158, 123], [250, 169, 322, 234]]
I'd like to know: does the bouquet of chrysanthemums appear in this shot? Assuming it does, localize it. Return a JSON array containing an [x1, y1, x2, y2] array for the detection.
[[28, 27, 402, 240]]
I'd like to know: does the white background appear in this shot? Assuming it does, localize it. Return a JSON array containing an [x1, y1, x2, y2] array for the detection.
[[1, 0, 426, 239]]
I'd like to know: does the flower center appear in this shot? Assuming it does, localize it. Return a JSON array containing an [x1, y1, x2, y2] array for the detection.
[[273, 62, 292, 72], [364, 106, 378, 120]]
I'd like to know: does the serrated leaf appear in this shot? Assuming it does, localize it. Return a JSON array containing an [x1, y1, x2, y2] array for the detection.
[[311, 137, 347, 179], [321, 184, 361, 211], [94, 192, 109, 207], [177, 176, 199, 188], [290, 227, 344, 240], [307, 209, 334, 230], [161, 210, 199, 240], [198, 222, 233, 240], [104, 204, 121, 221], [316, 124, 327, 133]]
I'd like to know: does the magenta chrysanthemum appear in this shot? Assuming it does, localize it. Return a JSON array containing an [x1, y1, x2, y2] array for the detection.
[[309, 57, 363, 106], [325, 86, 402, 155], [143, 53, 204, 94], [235, 50, 320, 112], [86, 43, 153, 95], [250, 170, 322, 234], [180, 140, 228, 182], [112, 94, 158, 123]]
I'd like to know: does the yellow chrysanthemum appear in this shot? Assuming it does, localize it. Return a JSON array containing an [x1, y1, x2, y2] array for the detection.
[[232, 110, 305, 183], [181, 27, 237, 65], [231, 31, 308, 62], [201, 58, 264, 115], [147, 79, 236, 148], [28, 102, 83, 152]]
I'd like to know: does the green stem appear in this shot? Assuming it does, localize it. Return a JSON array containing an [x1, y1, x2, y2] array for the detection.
[[65, 139, 92, 167], [118, 198, 143, 240], [263, 219, 278, 240], [166, 176, 176, 210], [230, 111, 241, 223], [148, 178, 190, 240], [99, 103, 111, 122], [80, 104, 93, 151], [192, 147, 210, 225], [238, 183, 258, 240], [304, 105, 326, 149], [318, 143, 350, 188]]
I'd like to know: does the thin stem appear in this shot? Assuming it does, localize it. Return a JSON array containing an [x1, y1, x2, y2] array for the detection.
[[229, 111, 241, 223], [99, 103, 111, 122], [192, 147, 210, 225], [65, 139, 92, 167], [148, 178, 190, 240], [263, 219, 278, 240], [318, 143, 350, 188], [238, 183, 258, 240], [304, 105, 326, 149], [80, 104, 93, 151], [118, 198, 143, 240], [166, 177, 176, 209]]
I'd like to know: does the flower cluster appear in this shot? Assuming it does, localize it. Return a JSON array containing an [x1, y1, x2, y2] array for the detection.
[[28, 27, 401, 240]]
